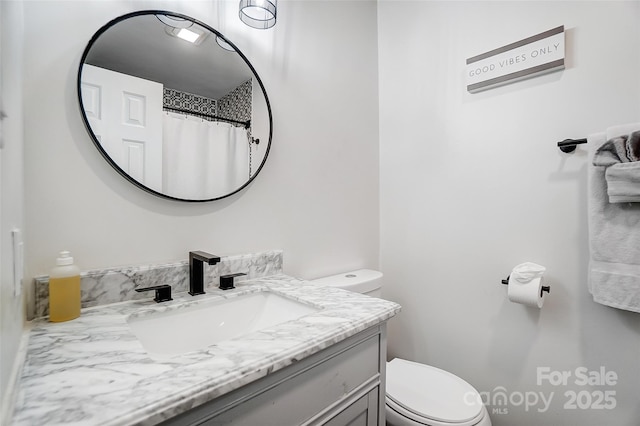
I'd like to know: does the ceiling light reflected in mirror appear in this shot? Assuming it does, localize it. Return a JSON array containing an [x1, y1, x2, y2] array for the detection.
[[216, 36, 236, 52], [176, 28, 201, 43], [162, 20, 208, 45], [155, 14, 192, 29]]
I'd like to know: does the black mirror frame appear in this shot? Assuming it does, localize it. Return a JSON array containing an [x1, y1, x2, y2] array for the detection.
[[77, 10, 273, 202]]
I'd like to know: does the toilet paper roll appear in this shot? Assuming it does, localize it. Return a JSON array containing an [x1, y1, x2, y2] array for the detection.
[[508, 276, 546, 308]]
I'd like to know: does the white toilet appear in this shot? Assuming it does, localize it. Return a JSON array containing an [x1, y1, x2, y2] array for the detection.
[[311, 269, 491, 426]]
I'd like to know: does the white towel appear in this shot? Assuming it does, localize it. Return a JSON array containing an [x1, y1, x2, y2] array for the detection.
[[593, 129, 640, 202], [587, 123, 640, 313]]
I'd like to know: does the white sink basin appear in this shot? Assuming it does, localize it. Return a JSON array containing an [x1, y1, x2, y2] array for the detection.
[[128, 291, 320, 356]]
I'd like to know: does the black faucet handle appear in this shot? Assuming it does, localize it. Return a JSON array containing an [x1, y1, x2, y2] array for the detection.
[[135, 285, 172, 303], [219, 273, 246, 290]]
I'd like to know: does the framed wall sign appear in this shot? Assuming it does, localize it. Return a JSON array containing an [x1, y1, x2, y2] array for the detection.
[[466, 26, 565, 93]]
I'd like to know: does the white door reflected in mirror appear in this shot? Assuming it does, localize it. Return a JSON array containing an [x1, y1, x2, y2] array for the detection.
[[81, 64, 163, 193]]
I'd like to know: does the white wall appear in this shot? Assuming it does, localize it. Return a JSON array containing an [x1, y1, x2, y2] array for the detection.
[[0, 0, 25, 422], [379, 2, 640, 426], [22, 0, 380, 304]]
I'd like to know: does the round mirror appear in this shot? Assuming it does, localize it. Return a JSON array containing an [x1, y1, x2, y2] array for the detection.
[[77, 10, 272, 202]]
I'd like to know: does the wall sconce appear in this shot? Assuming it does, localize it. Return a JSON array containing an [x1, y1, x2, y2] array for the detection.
[[239, 0, 277, 29]]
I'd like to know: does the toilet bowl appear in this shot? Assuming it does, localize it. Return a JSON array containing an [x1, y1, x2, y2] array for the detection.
[[310, 269, 491, 426]]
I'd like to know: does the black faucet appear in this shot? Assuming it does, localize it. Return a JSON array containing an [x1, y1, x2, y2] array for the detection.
[[189, 251, 221, 295]]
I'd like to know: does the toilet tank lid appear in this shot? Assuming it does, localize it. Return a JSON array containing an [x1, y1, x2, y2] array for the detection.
[[310, 269, 382, 294], [386, 358, 484, 423]]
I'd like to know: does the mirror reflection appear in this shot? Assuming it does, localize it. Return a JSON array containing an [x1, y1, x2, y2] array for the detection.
[[78, 11, 272, 201]]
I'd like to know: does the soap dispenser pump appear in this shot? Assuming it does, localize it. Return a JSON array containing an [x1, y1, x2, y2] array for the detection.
[[49, 251, 81, 322]]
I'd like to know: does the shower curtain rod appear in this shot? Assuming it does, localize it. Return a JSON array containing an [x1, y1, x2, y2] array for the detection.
[[164, 106, 251, 129]]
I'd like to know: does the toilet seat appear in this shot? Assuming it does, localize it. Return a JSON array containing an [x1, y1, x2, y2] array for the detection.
[[386, 358, 487, 426], [386, 397, 487, 426]]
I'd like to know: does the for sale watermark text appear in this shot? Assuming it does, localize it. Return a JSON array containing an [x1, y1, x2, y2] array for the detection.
[[537, 366, 617, 387], [466, 366, 618, 415]]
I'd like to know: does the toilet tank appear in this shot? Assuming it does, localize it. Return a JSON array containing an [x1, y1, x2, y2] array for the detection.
[[310, 269, 383, 297]]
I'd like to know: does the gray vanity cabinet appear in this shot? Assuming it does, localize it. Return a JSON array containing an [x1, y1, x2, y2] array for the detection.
[[161, 325, 388, 426]]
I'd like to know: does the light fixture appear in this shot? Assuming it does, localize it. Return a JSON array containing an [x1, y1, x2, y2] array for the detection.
[[164, 24, 208, 45], [176, 28, 200, 43], [239, 0, 277, 30], [157, 14, 208, 45]]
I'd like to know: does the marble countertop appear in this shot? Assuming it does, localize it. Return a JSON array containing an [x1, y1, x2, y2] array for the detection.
[[12, 275, 401, 426]]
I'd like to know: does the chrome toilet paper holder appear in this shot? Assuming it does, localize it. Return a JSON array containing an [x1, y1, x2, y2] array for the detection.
[[501, 275, 551, 297]]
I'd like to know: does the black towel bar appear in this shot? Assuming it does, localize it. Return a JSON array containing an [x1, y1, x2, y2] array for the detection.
[[557, 138, 588, 153]]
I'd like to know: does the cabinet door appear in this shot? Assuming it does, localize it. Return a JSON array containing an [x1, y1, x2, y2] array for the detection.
[[198, 335, 379, 425], [164, 330, 382, 426], [321, 388, 378, 426]]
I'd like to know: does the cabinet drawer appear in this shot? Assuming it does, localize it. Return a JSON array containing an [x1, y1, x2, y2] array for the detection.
[[205, 334, 379, 425], [164, 328, 382, 426]]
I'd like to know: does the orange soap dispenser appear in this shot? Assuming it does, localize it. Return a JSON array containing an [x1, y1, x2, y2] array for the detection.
[[49, 251, 81, 322]]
